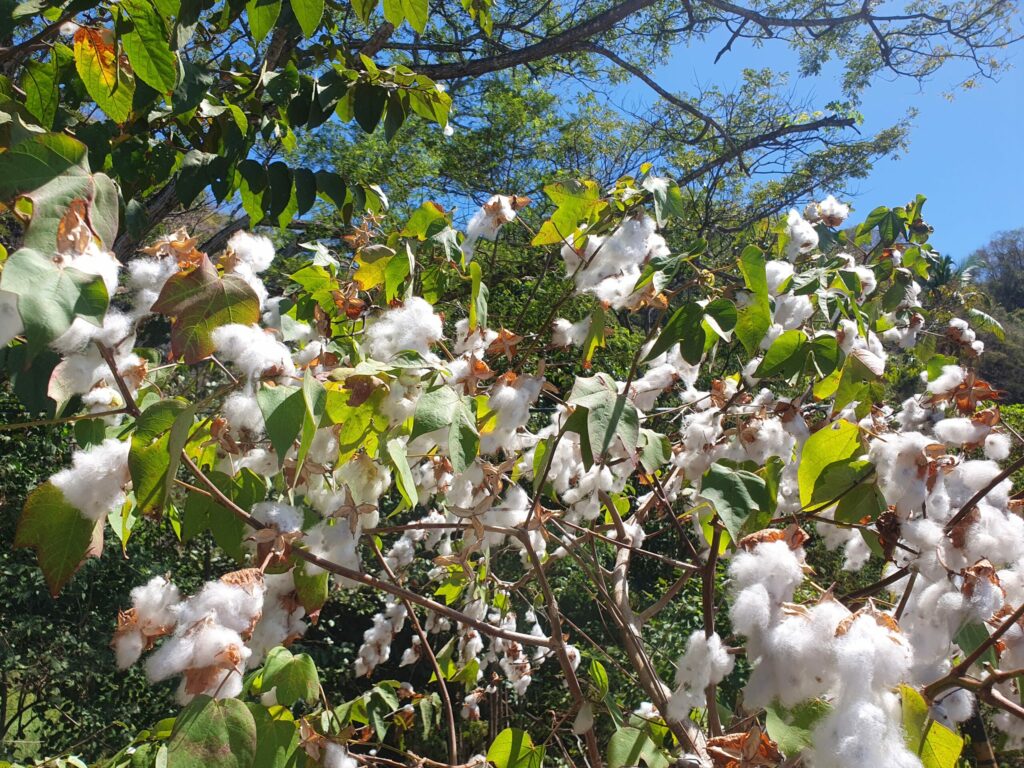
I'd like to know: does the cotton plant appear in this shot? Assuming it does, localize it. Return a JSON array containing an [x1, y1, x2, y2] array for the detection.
[[5, 178, 1024, 768]]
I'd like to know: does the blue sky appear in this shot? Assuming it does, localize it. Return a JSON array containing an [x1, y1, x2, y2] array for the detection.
[[613, 30, 1024, 260]]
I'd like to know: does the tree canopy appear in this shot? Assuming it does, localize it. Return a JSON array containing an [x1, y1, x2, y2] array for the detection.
[[2, 1, 1024, 768]]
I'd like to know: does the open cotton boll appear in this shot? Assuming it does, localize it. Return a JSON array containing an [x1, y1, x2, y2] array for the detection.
[[933, 417, 990, 446], [807, 700, 922, 768], [815, 195, 851, 227], [479, 375, 544, 454], [727, 539, 806, 604], [336, 452, 391, 511], [984, 432, 1011, 460], [666, 631, 734, 719], [247, 572, 306, 666], [65, 241, 120, 297], [174, 575, 266, 635], [453, 318, 498, 355], [51, 438, 131, 521], [211, 324, 296, 382], [867, 431, 938, 518], [51, 310, 134, 356], [462, 195, 520, 260], [765, 259, 794, 295], [362, 297, 443, 361], [926, 364, 965, 396], [114, 628, 147, 669], [552, 317, 591, 347], [322, 743, 359, 768], [564, 215, 667, 296], [226, 231, 275, 273], [251, 501, 303, 533], [834, 612, 913, 698], [222, 392, 266, 439], [785, 209, 818, 259], [306, 521, 361, 584], [132, 576, 182, 634], [127, 256, 179, 317]]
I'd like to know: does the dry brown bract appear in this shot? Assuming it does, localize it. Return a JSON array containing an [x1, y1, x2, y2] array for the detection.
[[738, 524, 808, 553], [707, 724, 783, 768]]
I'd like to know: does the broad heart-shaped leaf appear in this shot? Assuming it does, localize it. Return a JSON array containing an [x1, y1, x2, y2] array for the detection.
[[167, 696, 257, 768], [121, 0, 177, 92], [487, 728, 545, 768], [0, 248, 109, 353], [607, 726, 668, 768], [292, 560, 330, 616], [401, 201, 448, 239], [755, 329, 808, 378], [260, 647, 320, 705], [247, 703, 300, 768], [257, 385, 303, 463], [73, 27, 135, 123], [246, 0, 282, 43], [568, 372, 640, 467], [181, 469, 266, 562], [765, 700, 832, 757], [21, 50, 61, 128], [900, 685, 964, 768], [15, 481, 103, 596], [0, 130, 88, 201], [532, 179, 604, 246], [411, 385, 480, 473], [701, 462, 770, 542], [290, 0, 324, 36], [152, 256, 260, 364], [798, 420, 861, 507], [129, 398, 190, 514], [643, 301, 705, 364]]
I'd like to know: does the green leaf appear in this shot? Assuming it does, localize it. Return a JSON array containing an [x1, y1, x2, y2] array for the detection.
[[0, 132, 88, 201], [954, 622, 998, 668], [129, 398, 190, 514], [531, 180, 604, 246], [401, 201, 448, 239], [701, 463, 770, 541], [385, 438, 417, 508], [246, 0, 282, 42], [0, 248, 109, 352], [755, 330, 808, 378], [642, 176, 685, 227], [736, 247, 771, 356], [966, 308, 1005, 341], [900, 685, 963, 768], [290, 0, 323, 36], [261, 647, 320, 705], [166, 696, 257, 768], [350, 0, 376, 23], [121, 0, 177, 92], [469, 260, 488, 330], [353, 83, 387, 133], [21, 51, 60, 128], [151, 255, 261, 364], [765, 700, 832, 757], [74, 28, 135, 123], [637, 428, 670, 473], [607, 726, 668, 768], [257, 385, 304, 463], [589, 659, 609, 699], [487, 728, 545, 768], [181, 470, 265, 561], [569, 373, 640, 466], [247, 704, 299, 768], [14, 481, 102, 596], [400, 0, 427, 31], [643, 302, 704, 364], [798, 420, 861, 507]]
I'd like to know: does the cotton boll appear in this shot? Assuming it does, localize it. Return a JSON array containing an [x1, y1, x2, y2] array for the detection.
[[816, 195, 850, 227], [131, 576, 182, 635], [727, 540, 805, 604], [984, 432, 1011, 460], [114, 629, 147, 669], [480, 375, 543, 454], [51, 310, 134, 356], [51, 438, 131, 521], [306, 521, 361, 585], [667, 631, 734, 718], [773, 293, 814, 330], [362, 297, 443, 361], [834, 612, 912, 699], [211, 324, 296, 382], [729, 584, 773, 638], [462, 195, 519, 260], [251, 501, 303, 533], [933, 418, 989, 447], [868, 431, 938, 518], [765, 260, 794, 295], [551, 317, 591, 347], [785, 209, 818, 259], [127, 256, 179, 317], [226, 231, 275, 273], [322, 743, 359, 768], [927, 365, 965, 396], [336, 452, 391, 511], [175, 575, 266, 636], [453, 319, 498, 355], [222, 392, 266, 439]]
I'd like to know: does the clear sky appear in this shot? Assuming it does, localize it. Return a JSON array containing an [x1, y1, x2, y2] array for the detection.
[[614, 29, 1024, 261]]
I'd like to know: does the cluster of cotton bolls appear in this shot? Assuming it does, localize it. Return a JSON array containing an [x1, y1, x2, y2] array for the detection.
[[361, 296, 444, 362], [947, 317, 985, 357], [115, 569, 266, 704], [803, 195, 851, 228], [559, 213, 670, 309], [354, 597, 408, 677]]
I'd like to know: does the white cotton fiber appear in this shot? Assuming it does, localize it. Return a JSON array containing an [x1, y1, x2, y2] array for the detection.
[[51, 438, 131, 521], [211, 324, 296, 381], [362, 297, 443, 361]]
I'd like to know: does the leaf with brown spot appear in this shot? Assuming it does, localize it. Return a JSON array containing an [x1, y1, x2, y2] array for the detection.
[[152, 255, 260, 364]]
